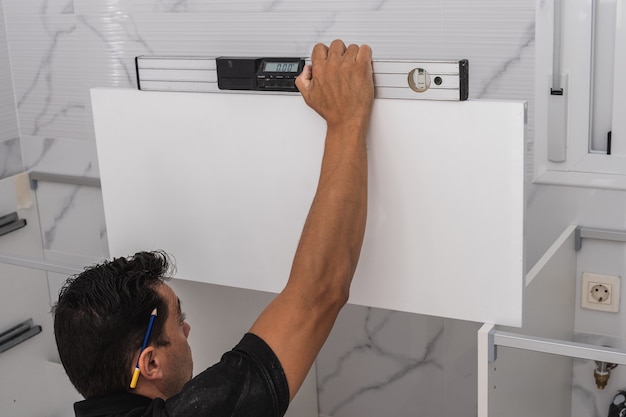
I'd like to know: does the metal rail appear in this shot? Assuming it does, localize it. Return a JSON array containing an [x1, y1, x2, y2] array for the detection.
[[575, 226, 626, 251], [0, 253, 84, 275], [485, 326, 626, 365]]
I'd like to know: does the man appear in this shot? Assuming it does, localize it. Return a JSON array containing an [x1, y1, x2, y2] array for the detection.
[[53, 39, 374, 416]]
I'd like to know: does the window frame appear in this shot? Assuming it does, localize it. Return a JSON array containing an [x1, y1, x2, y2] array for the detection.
[[534, 0, 626, 190]]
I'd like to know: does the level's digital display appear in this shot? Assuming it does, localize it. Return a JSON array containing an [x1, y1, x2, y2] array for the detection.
[[263, 61, 300, 72]]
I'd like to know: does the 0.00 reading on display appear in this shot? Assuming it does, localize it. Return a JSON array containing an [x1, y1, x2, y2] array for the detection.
[[263, 62, 299, 72]]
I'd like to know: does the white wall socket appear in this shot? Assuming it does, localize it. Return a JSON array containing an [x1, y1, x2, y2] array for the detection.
[[581, 272, 621, 313]]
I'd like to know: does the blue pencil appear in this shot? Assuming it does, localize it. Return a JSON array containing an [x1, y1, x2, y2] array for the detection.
[[130, 308, 157, 388]]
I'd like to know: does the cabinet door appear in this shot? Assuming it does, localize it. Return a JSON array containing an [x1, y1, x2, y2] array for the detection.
[[93, 89, 525, 326], [0, 264, 82, 417]]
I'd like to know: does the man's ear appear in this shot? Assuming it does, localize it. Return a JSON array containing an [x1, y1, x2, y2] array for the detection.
[[138, 346, 164, 381]]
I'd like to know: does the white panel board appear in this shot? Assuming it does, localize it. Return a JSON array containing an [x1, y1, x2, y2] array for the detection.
[[92, 88, 525, 326]]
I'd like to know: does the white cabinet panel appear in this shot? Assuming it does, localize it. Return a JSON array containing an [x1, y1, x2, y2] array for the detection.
[[92, 88, 525, 326]]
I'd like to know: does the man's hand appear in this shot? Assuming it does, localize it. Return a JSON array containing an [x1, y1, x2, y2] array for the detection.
[[296, 40, 374, 133]]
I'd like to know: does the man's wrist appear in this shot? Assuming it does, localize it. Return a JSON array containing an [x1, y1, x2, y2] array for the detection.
[[326, 118, 371, 142]]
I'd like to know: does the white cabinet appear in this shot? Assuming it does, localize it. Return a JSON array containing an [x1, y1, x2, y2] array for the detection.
[[0, 175, 82, 417], [478, 225, 626, 417], [92, 88, 526, 327]]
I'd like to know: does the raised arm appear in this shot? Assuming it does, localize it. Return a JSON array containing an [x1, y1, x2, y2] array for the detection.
[[249, 39, 374, 400]]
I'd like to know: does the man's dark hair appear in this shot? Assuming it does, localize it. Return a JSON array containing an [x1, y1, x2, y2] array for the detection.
[[53, 250, 174, 399]]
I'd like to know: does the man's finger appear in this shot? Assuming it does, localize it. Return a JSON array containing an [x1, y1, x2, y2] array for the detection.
[[328, 39, 347, 58], [311, 43, 330, 63], [344, 44, 359, 61], [295, 64, 313, 94], [355, 44, 373, 63]]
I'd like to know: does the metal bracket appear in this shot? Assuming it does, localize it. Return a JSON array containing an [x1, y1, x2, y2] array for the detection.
[[488, 326, 497, 363], [490, 330, 626, 365], [575, 226, 626, 251]]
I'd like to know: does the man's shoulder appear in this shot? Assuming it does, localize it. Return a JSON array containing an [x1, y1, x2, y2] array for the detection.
[[165, 333, 289, 417]]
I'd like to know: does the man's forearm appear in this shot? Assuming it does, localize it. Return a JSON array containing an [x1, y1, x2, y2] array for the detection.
[[287, 123, 368, 306]]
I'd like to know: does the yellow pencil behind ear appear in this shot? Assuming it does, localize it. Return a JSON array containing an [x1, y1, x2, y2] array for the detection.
[[130, 367, 141, 388]]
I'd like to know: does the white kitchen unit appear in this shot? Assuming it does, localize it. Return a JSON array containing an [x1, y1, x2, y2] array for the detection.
[[479, 225, 626, 417], [91, 88, 526, 327]]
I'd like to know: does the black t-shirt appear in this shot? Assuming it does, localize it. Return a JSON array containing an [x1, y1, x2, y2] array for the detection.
[[74, 333, 290, 417]]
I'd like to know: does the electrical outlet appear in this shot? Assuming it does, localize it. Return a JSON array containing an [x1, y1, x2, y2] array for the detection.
[[581, 272, 621, 313]]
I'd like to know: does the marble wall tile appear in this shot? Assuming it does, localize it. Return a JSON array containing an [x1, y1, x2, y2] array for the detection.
[[0, 54, 17, 142], [21, 134, 99, 175], [316, 305, 446, 417], [0, 0, 22, 180], [2, 0, 74, 15], [35, 181, 108, 257], [78, 12, 336, 62], [443, 318, 483, 417], [0, 137, 23, 178], [274, 0, 390, 12], [73, 0, 425, 14], [317, 309, 483, 417], [74, 0, 277, 14], [5, 14, 89, 141], [441, 0, 535, 100], [310, 9, 444, 60], [20, 133, 106, 259]]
